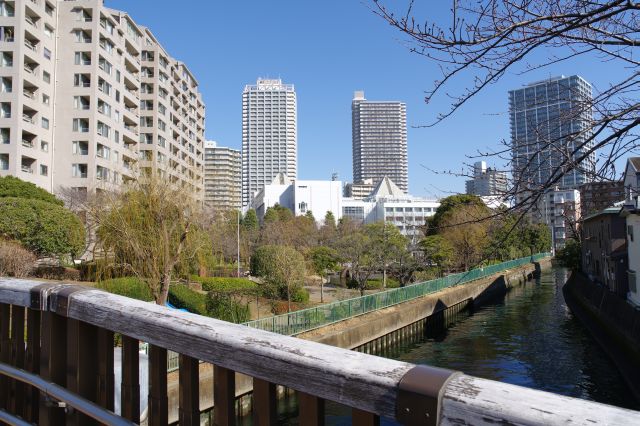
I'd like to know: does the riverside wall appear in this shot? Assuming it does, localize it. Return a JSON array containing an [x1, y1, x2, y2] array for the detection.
[[563, 272, 640, 402]]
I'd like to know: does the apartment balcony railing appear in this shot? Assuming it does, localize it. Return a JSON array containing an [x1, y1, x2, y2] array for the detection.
[[21, 165, 33, 174], [21, 140, 34, 148], [23, 90, 35, 100], [22, 114, 34, 124], [24, 40, 37, 52], [25, 16, 38, 29]]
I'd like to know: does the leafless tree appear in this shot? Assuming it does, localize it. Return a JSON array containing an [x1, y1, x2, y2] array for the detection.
[[372, 0, 639, 216]]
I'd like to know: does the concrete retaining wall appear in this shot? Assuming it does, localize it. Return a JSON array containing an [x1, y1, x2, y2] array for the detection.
[[297, 259, 551, 349]]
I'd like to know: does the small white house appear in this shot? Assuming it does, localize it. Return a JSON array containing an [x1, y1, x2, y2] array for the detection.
[[621, 197, 640, 307]]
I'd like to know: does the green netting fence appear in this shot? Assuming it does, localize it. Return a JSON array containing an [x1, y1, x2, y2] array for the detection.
[[243, 253, 551, 336]]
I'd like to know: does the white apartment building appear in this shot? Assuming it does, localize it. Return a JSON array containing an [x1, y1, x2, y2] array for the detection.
[[465, 161, 507, 197], [352, 91, 408, 193], [204, 140, 241, 211], [531, 188, 581, 251], [242, 78, 297, 207], [0, 0, 205, 199]]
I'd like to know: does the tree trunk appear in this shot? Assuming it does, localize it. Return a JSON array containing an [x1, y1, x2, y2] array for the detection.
[[158, 271, 171, 306], [383, 268, 387, 289]]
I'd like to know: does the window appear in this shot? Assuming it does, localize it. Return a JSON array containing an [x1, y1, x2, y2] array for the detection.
[[45, 2, 54, 17], [0, 102, 10, 118], [0, 2, 14, 17], [40, 164, 48, 176], [73, 118, 89, 133], [44, 25, 53, 39], [158, 119, 166, 131], [98, 56, 112, 74], [75, 52, 91, 65], [72, 141, 88, 155], [113, 130, 119, 144], [41, 141, 49, 152], [96, 143, 110, 160], [0, 26, 14, 42], [158, 103, 166, 115], [41, 117, 49, 129], [99, 37, 114, 53], [96, 165, 109, 180], [0, 52, 12, 67], [0, 154, 7, 170], [72, 163, 88, 178], [74, 96, 89, 110], [0, 77, 11, 93], [158, 136, 166, 148], [97, 121, 110, 138], [43, 71, 50, 84], [42, 94, 50, 105], [43, 48, 51, 60], [0, 128, 8, 144], [115, 90, 120, 102], [116, 70, 120, 83], [97, 99, 111, 117], [98, 79, 111, 95]]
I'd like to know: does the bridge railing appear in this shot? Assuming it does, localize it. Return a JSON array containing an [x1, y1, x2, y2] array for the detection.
[[244, 253, 551, 336], [0, 278, 639, 425]]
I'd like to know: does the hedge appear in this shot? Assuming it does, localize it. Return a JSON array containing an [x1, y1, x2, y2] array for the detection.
[[94, 277, 154, 302], [168, 284, 208, 316], [0, 176, 63, 206], [191, 276, 257, 293]]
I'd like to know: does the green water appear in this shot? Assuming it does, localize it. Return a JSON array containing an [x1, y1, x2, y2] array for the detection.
[[238, 267, 639, 424]]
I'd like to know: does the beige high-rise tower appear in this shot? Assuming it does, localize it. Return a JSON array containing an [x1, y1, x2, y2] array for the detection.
[[0, 0, 205, 200]]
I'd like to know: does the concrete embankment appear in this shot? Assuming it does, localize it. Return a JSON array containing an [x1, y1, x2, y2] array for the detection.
[[163, 258, 551, 423], [563, 272, 640, 402], [297, 258, 551, 349]]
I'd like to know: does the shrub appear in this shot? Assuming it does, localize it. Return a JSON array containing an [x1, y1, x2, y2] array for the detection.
[[0, 176, 63, 206], [0, 240, 35, 278], [347, 278, 399, 290], [32, 265, 80, 281], [205, 292, 250, 323], [95, 277, 154, 302], [168, 284, 207, 316], [0, 197, 85, 258], [291, 287, 310, 303], [191, 276, 257, 293]]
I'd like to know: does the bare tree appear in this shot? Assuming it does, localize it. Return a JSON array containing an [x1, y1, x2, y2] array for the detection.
[[372, 0, 640, 214]]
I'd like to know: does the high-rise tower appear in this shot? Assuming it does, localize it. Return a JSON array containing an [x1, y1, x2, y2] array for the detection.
[[351, 91, 408, 192], [509, 75, 595, 190], [241, 78, 297, 206]]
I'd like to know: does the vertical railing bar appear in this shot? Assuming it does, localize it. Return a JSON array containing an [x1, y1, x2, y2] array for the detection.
[[298, 391, 324, 426], [253, 378, 276, 426], [0, 304, 10, 411], [213, 365, 236, 426], [25, 308, 40, 423], [9, 305, 25, 417], [121, 335, 140, 423], [352, 408, 380, 426], [178, 353, 199, 426], [39, 311, 67, 426], [148, 344, 168, 426], [97, 328, 115, 411]]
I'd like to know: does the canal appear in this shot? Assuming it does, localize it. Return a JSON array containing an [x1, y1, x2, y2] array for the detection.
[[238, 267, 639, 425]]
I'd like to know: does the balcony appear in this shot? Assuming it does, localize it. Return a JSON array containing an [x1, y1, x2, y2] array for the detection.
[[24, 39, 37, 53]]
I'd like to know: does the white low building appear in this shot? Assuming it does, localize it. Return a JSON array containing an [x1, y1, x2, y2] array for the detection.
[[248, 175, 440, 236], [249, 173, 342, 225], [342, 177, 440, 237]]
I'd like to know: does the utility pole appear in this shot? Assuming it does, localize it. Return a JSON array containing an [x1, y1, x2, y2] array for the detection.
[[237, 210, 241, 277]]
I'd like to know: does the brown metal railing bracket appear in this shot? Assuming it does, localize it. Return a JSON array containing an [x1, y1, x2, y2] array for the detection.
[[396, 365, 460, 426]]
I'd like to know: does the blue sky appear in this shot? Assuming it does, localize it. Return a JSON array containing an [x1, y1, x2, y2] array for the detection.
[[107, 0, 624, 198]]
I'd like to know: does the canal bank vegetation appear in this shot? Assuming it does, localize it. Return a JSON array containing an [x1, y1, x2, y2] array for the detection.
[[0, 175, 551, 323]]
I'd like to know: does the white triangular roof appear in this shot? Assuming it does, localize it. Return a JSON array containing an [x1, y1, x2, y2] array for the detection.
[[269, 172, 292, 186], [369, 176, 405, 199]]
